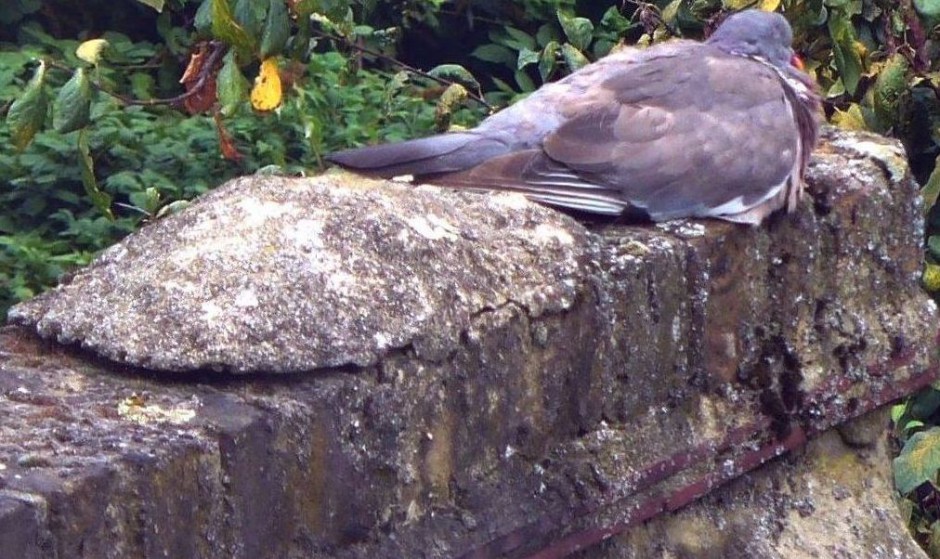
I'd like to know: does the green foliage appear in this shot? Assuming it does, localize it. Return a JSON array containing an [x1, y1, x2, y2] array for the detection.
[[1, 3, 482, 315], [895, 428, 940, 496], [893, 389, 940, 553], [3, 2, 940, 554], [471, 6, 635, 100]]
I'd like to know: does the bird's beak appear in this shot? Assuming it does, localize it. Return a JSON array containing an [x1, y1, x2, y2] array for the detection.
[[790, 52, 805, 71]]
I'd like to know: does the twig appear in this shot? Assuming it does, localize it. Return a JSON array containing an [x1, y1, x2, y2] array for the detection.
[[311, 28, 493, 111], [45, 41, 227, 108]]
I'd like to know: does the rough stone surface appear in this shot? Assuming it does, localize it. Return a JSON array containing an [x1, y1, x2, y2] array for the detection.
[[582, 410, 928, 559], [0, 128, 936, 558], [8, 175, 588, 372]]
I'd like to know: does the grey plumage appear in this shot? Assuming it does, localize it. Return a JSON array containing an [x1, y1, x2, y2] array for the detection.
[[326, 10, 821, 225]]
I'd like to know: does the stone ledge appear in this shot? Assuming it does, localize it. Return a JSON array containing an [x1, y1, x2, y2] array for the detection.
[[0, 127, 936, 558]]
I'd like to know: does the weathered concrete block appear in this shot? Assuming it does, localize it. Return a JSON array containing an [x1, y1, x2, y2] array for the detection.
[[580, 409, 927, 559], [0, 128, 936, 558]]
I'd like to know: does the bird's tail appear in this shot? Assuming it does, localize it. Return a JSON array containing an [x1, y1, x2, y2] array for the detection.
[[325, 132, 511, 178]]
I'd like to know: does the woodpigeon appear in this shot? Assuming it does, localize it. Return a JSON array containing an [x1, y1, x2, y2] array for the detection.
[[326, 10, 821, 225]]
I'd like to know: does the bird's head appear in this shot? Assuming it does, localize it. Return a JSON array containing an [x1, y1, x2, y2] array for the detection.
[[706, 10, 798, 71]]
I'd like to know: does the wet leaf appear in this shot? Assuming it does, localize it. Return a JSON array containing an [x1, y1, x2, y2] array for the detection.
[[77, 129, 114, 220], [871, 54, 909, 130], [895, 427, 940, 494], [211, 0, 256, 59], [6, 60, 48, 151], [514, 69, 535, 92], [557, 11, 594, 52], [76, 39, 109, 65], [830, 103, 867, 131], [53, 68, 92, 133], [501, 27, 536, 51], [217, 51, 248, 116], [427, 64, 480, 91], [517, 47, 539, 70], [912, 386, 940, 419], [922, 154, 940, 212], [134, 0, 165, 11], [827, 11, 863, 95], [924, 262, 940, 292], [914, 0, 940, 16], [180, 46, 219, 114], [260, 0, 289, 58], [214, 111, 242, 161], [435, 83, 468, 131], [661, 0, 682, 25], [723, 0, 781, 9], [929, 521, 940, 557], [234, 0, 265, 37], [538, 41, 559, 81], [250, 57, 282, 111], [561, 43, 589, 72], [472, 44, 515, 65], [194, 0, 213, 35]]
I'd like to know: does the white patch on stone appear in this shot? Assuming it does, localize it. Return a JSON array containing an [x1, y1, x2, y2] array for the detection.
[[117, 398, 197, 425], [326, 270, 358, 292], [234, 289, 259, 308], [488, 192, 531, 210], [286, 218, 326, 250], [831, 138, 908, 182], [236, 198, 292, 227], [201, 300, 222, 321], [531, 223, 574, 246], [373, 331, 391, 349], [406, 215, 459, 241]]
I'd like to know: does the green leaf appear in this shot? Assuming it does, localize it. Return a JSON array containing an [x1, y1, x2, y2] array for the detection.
[[922, 155, 940, 212], [517, 47, 540, 70], [538, 41, 559, 81], [892, 403, 909, 425], [661, 0, 682, 25], [560, 43, 589, 72], [195, 0, 213, 35], [871, 54, 909, 130], [234, 0, 265, 37], [557, 11, 594, 52], [724, 0, 781, 9], [501, 27, 536, 51], [827, 11, 863, 95], [217, 51, 249, 116], [260, 0, 289, 57], [929, 522, 940, 559], [134, 0, 165, 11], [77, 129, 114, 221], [535, 23, 557, 48], [427, 64, 480, 91], [514, 69, 535, 93], [929, 235, 940, 261], [830, 102, 868, 131], [53, 67, 92, 134], [211, 0, 257, 58], [471, 43, 515, 65], [924, 262, 940, 292], [894, 427, 940, 494], [911, 387, 940, 419], [914, 0, 940, 16], [6, 60, 48, 151]]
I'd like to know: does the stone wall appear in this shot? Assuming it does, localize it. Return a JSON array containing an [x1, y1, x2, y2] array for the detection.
[[0, 128, 936, 558]]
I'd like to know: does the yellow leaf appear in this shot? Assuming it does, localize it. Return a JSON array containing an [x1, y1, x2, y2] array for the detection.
[[722, 0, 780, 10], [830, 103, 868, 131], [76, 39, 109, 65], [924, 263, 940, 292], [250, 58, 283, 112]]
